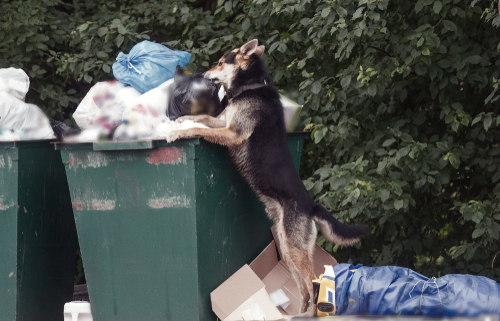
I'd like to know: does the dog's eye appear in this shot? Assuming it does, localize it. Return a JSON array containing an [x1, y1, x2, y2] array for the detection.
[[218, 61, 223, 66]]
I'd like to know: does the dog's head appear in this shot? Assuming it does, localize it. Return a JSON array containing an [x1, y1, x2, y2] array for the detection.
[[204, 39, 265, 88]]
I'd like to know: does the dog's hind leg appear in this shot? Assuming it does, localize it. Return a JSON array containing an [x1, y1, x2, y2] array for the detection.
[[281, 213, 318, 315]]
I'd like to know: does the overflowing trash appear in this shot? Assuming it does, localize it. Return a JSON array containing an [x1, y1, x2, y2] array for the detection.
[[0, 41, 301, 142], [112, 40, 191, 94]]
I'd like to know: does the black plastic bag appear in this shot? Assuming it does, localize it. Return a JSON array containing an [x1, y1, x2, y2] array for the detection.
[[49, 119, 81, 140], [166, 66, 223, 120]]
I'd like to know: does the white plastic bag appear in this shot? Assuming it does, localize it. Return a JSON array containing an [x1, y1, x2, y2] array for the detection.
[[73, 81, 141, 130], [0, 68, 30, 101], [0, 92, 55, 140], [116, 79, 174, 140], [217, 87, 302, 131]]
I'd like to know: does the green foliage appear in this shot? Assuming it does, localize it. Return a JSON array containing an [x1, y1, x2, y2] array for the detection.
[[2, 0, 500, 280]]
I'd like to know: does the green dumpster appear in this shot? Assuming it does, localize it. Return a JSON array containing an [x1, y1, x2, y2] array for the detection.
[[0, 141, 78, 321], [56, 133, 307, 321]]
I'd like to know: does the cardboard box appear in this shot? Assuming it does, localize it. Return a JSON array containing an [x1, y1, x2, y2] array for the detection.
[[211, 227, 338, 321]]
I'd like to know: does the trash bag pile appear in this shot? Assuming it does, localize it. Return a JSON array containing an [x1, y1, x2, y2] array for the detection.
[[330, 263, 500, 317], [0, 40, 302, 142]]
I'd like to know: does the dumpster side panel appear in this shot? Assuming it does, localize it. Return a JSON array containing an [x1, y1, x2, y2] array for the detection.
[[0, 148, 19, 321], [194, 134, 306, 320], [62, 146, 200, 321], [194, 141, 274, 320], [16, 144, 78, 321]]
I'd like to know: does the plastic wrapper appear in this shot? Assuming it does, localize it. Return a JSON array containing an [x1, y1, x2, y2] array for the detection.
[[112, 40, 191, 94], [49, 119, 81, 140]]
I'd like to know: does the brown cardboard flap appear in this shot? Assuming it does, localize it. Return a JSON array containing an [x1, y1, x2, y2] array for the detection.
[[271, 224, 338, 278], [261, 261, 291, 294], [223, 287, 283, 321], [312, 245, 338, 276], [211, 265, 264, 320], [249, 240, 279, 280], [282, 277, 301, 316]]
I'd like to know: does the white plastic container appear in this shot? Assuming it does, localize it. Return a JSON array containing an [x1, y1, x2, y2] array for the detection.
[[64, 301, 93, 321]]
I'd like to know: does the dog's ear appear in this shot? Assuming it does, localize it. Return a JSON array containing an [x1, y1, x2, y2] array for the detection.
[[240, 39, 259, 56], [254, 45, 265, 57]]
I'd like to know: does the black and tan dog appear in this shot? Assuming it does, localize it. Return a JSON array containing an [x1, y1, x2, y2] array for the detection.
[[167, 39, 370, 316]]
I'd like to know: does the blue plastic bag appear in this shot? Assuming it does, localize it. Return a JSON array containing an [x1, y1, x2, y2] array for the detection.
[[333, 263, 500, 317], [112, 41, 191, 94]]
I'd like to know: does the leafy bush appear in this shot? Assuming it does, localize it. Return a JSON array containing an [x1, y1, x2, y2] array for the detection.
[[2, 0, 500, 280]]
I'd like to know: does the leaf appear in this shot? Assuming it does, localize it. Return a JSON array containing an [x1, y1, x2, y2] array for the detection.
[[471, 212, 484, 224], [117, 25, 127, 35], [400, 133, 412, 142], [421, 47, 430, 56], [433, 1, 442, 14], [242, 18, 250, 31], [341, 75, 351, 88], [268, 42, 279, 53], [472, 114, 483, 125], [97, 27, 108, 37], [185, 39, 193, 49], [78, 23, 88, 32], [311, 81, 322, 94], [96, 51, 108, 58], [443, 20, 457, 32], [425, 33, 440, 48], [437, 59, 451, 68], [380, 189, 390, 202], [224, 1, 232, 12], [382, 138, 396, 147], [367, 84, 377, 96], [492, 172, 500, 183], [321, 7, 331, 18], [83, 74, 92, 83], [394, 199, 404, 210], [300, 18, 310, 26], [352, 188, 360, 199], [484, 114, 492, 131], [415, 63, 427, 75], [115, 34, 124, 47], [472, 227, 485, 239], [449, 154, 460, 169], [102, 64, 111, 73], [415, 0, 424, 13], [353, 7, 364, 19], [465, 55, 482, 64]]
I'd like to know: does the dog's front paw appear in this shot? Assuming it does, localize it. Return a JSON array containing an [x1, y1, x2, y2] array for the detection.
[[175, 115, 196, 123], [166, 130, 182, 143]]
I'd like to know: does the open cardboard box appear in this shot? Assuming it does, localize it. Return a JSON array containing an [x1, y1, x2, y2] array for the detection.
[[211, 226, 338, 321]]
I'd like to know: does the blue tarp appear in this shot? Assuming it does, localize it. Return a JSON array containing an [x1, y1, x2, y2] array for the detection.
[[334, 263, 500, 317]]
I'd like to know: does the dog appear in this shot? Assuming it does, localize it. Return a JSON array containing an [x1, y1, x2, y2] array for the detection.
[[166, 39, 370, 316]]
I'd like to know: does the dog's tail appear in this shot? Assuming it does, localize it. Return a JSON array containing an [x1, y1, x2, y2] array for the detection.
[[312, 203, 370, 246]]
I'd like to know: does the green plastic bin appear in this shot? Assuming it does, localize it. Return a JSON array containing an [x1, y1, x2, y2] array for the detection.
[[56, 133, 307, 321], [0, 141, 78, 321]]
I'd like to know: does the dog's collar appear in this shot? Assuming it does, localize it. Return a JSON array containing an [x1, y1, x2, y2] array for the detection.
[[226, 79, 268, 100]]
